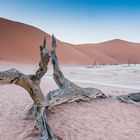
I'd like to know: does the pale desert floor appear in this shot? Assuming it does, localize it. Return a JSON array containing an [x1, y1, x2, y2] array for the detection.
[[0, 61, 140, 140]]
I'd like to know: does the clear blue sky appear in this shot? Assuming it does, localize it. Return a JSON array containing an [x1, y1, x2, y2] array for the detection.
[[0, 0, 140, 44]]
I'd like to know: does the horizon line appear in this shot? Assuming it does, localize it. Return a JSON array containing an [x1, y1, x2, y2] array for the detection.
[[1, 17, 140, 45]]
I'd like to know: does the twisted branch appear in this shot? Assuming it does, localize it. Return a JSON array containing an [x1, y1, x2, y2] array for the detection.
[[0, 37, 57, 140]]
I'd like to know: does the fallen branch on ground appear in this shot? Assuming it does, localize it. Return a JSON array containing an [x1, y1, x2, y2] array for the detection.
[[0, 37, 57, 140]]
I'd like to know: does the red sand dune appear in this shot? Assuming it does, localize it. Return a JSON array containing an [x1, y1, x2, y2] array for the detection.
[[0, 18, 92, 65], [0, 17, 140, 65], [75, 39, 140, 64]]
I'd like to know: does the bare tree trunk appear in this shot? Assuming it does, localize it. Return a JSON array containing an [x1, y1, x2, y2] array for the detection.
[[46, 35, 107, 108], [0, 38, 57, 140]]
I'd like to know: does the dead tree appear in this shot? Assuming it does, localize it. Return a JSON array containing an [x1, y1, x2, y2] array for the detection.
[[25, 35, 107, 117], [128, 59, 131, 66], [0, 35, 107, 140], [0, 38, 57, 140], [46, 35, 107, 108]]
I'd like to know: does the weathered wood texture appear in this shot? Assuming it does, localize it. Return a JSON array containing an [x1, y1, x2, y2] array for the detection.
[[46, 35, 107, 108], [0, 37, 57, 140], [0, 35, 108, 140]]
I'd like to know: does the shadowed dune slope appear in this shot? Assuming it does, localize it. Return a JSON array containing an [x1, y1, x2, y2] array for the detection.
[[0, 18, 140, 65], [0, 18, 92, 65]]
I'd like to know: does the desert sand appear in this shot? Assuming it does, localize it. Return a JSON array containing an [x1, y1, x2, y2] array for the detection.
[[1, 18, 140, 65], [0, 61, 140, 140]]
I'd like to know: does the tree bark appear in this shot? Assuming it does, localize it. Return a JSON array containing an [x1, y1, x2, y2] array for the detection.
[[0, 35, 108, 140], [46, 35, 107, 108], [0, 37, 57, 140]]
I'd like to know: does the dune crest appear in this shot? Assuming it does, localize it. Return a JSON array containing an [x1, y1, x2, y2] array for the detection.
[[0, 18, 140, 65]]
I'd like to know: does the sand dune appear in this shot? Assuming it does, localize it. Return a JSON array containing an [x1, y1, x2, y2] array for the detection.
[[0, 18, 140, 65], [1, 18, 140, 140], [76, 39, 140, 64], [73, 45, 119, 64], [0, 18, 92, 65]]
